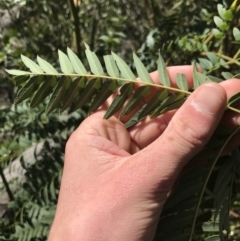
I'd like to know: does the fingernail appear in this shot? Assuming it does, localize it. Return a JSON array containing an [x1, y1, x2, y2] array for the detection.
[[191, 85, 224, 115]]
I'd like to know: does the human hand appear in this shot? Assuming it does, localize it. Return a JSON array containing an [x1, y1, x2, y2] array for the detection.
[[48, 66, 240, 241]]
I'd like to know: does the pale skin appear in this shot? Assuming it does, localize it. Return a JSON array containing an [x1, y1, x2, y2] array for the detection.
[[48, 66, 240, 241]]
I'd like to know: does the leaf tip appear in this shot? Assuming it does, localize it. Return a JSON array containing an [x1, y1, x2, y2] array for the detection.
[[84, 43, 90, 49]]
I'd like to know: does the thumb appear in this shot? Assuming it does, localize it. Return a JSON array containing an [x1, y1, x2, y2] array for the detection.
[[135, 83, 227, 181]]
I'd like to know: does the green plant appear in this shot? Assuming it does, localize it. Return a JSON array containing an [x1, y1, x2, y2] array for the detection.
[[2, 0, 240, 240]]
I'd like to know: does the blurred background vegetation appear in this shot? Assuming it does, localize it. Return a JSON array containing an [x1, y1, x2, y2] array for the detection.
[[0, 0, 240, 240]]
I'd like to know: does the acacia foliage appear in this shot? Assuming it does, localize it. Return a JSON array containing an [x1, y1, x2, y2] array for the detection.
[[1, 0, 240, 240]]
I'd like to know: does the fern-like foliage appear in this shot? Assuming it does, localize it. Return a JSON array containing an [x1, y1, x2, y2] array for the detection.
[[5, 45, 240, 241], [6, 44, 240, 129]]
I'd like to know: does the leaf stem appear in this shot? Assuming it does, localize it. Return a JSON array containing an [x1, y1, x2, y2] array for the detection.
[[13, 72, 240, 114], [201, 51, 240, 66], [19, 72, 192, 95], [188, 125, 240, 241], [233, 49, 240, 60], [226, 105, 240, 113]]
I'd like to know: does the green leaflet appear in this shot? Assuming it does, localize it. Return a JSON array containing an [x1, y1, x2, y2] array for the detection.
[[217, 4, 226, 19], [133, 52, 152, 83], [198, 58, 213, 70], [119, 85, 151, 118], [67, 47, 87, 74], [85, 43, 104, 75], [15, 76, 41, 104], [151, 93, 185, 118], [221, 71, 233, 80], [206, 52, 219, 65], [104, 83, 134, 119], [193, 62, 211, 89], [89, 80, 118, 113], [233, 27, 240, 41], [73, 78, 102, 111], [124, 105, 146, 129], [195, 72, 210, 85], [193, 62, 210, 89], [138, 89, 169, 120], [46, 77, 72, 114], [103, 55, 119, 78], [30, 76, 56, 108], [58, 49, 74, 74], [21, 54, 44, 73], [111, 51, 135, 80], [157, 52, 170, 87], [227, 92, 240, 106], [61, 77, 87, 112], [207, 75, 222, 83], [158, 98, 186, 115], [37, 56, 58, 74], [13, 75, 30, 87], [5, 69, 30, 75], [176, 73, 188, 91], [193, 62, 200, 89]]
